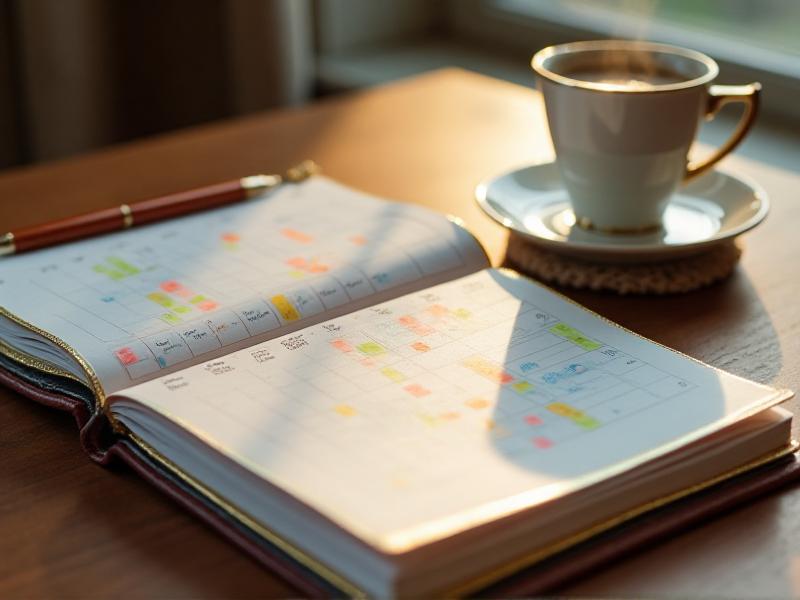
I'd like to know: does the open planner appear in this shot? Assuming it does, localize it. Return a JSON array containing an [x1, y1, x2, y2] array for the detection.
[[0, 175, 796, 597]]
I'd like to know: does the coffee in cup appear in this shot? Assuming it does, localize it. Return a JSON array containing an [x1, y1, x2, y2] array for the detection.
[[532, 40, 760, 232]]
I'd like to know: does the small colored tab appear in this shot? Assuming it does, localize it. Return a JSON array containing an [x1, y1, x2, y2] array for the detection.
[[173, 305, 192, 314], [197, 300, 219, 312], [549, 322, 601, 350], [380, 367, 406, 383], [161, 313, 182, 325], [547, 402, 583, 419], [512, 381, 534, 393], [574, 415, 601, 430], [404, 383, 430, 397], [106, 256, 140, 275], [114, 347, 139, 366], [188, 294, 207, 304], [160, 280, 182, 293], [331, 339, 353, 353], [465, 398, 490, 410], [281, 228, 314, 243], [286, 256, 307, 268], [334, 404, 357, 417], [462, 356, 514, 384], [356, 341, 386, 356], [271, 294, 301, 321], [411, 341, 430, 352], [147, 292, 175, 308], [221, 232, 240, 243], [398, 315, 434, 336], [427, 304, 450, 317], [533, 436, 554, 449], [524, 414, 543, 426], [453, 308, 471, 319]]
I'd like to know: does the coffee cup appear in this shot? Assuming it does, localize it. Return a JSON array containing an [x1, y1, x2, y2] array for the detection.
[[532, 40, 760, 233]]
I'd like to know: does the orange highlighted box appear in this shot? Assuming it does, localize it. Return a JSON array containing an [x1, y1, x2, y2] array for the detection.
[[281, 228, 314, 244], [197, 300, 219, 312], [331, 339, 353, 353], [404, 383, 430, 398], [411, 341, 430, 352], [221, 232, 241, 243], [466, 398, 490, 410], [398, 315, 434, 336], [160, 280, 182, 293], [462, 355, 514, 384]]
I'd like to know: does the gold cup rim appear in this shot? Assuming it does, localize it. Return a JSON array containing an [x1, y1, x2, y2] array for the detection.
[[531, 39, 719, 94]]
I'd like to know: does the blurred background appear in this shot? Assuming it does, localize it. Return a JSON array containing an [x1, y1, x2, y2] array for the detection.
[[1, 0, 798, 171]]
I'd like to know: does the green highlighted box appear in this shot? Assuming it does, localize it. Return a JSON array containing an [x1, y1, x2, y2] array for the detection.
[[549, 322, 601, 351]]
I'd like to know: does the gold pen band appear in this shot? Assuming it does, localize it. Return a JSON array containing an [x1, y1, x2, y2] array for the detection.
[[0, 232, 15, 257], [119, 204, 134, 229]]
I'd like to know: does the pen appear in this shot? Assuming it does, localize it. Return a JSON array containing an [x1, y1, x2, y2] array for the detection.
[[0, 159, 319, 257]]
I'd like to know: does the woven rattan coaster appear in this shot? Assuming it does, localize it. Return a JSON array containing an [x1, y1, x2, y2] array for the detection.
[[505, 233, 742, 295]]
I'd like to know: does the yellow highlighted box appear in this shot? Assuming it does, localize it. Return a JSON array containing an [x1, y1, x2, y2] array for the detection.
[[334, 404, 357, 417], [271, 294, 300, 321], [357, 341, 386, 356], [381, 367, 406, 382]]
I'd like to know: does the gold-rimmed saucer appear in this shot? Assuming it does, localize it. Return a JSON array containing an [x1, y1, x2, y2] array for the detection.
[[475, 161, 769, 263]]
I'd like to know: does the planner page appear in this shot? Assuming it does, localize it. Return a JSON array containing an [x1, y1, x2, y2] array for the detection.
[[0, 177, 487, 393], [113, 269, 789, 552]]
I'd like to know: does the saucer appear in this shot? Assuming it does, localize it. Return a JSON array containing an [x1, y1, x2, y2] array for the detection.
[[475, 161, 769, 263]]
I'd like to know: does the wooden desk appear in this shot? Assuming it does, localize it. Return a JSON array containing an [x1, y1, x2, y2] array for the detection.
[[1, 69, 799, 598]]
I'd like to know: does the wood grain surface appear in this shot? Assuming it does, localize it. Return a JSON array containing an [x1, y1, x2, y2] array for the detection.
[[1, 69, 799, 598]]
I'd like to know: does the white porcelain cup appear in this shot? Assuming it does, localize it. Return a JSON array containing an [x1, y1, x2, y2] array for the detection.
[[532, 40, 760, 232]]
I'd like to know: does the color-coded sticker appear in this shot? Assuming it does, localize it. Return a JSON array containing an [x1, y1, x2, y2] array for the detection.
[[404, 383, 430, 397], [147, 292, 175, 308], [532, 436, 554, 449], [512, 381, 534, 393], [524, 414, 543, 426], [462, 355, 514, 384], [160, 280, 183, 293], [398, 315, 434, 336], [426, 304, 450, 317], [114, 347, 139, 366], [271, 294, 301, 321], [221, 232, 241, 243], [465, 398, 490, 410], [93, 265, 126, 281], [106, 256, 140, 275], [439, 411, 460, 421], [189, 294, 207, 304], [172, 305, 192, 314], [197, 300, 219, 312], [334, 404, 357, 417], [331, 339, 353, 353], [380, 366, 406, 383], [160, 313, 182, 325], [453, 308, 471, 320], [547, 402, 583, 419], [286, 257, 307, 269], [356, 341, 386, 356], [549, 322, 601, 351], [411, 341, 430, 352], [281, 228, 314, 244]]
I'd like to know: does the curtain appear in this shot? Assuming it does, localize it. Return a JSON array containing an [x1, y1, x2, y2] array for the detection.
[[0, 0, 314, 169]]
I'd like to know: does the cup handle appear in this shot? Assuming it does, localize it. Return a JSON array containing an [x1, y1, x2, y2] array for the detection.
[[684, 82, 761, 181]]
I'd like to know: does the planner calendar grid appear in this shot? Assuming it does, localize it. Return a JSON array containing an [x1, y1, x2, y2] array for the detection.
[[26, 204, 470, 381], [164, 275, 697, 493]]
